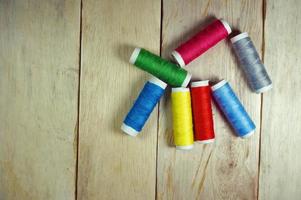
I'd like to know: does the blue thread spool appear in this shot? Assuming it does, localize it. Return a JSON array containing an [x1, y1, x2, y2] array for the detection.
[[121, 77, 167, 136], [211, 80, 256, 138]]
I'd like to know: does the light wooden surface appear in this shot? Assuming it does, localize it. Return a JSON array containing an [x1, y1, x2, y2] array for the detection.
[[1, 0, 301, 200], [157, 1, 261, 199], [0, 0, 80, 199], [259, 0, 301, 199], [77, 0, 160, 199]]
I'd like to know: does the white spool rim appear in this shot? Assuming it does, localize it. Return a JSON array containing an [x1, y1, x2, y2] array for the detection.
[[171, 50, 185, 67], [211, 80, 227, 91], [176, 145, 194, 150], [191, 80, 209, 88], [231, 32, 249, 43], [196, 139, 215, 144], [181, 73, 192, 87], [219, 19, 232, 34], [240, 130, 255, 138], [121, 123, 139, 136], [148, 76, 167, 89], [255, 84, 273, 93], [172, 87, 189, 93], [129, 47, 141, 64]]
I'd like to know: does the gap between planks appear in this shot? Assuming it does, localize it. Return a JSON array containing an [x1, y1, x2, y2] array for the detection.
[[257, 0, 267, 199], [75, 0, 83, 199], [155, 0, 164, 199]]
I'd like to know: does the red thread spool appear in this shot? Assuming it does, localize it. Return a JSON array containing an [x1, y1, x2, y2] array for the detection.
[[172, 19, 231, 67], [190, 80, 215, 143]]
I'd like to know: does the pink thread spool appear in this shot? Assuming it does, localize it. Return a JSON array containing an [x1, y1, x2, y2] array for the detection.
[[172, 19, 231, 67]]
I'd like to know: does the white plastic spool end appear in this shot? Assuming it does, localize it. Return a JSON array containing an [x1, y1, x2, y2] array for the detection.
[[171, 50, 185, 67], [255, 84, 273, 93], [219, 19, 232, 34], [148, 76, 168, 89], [211, 80, 227, 91], [172, 87, 190, 93], [121, 123, 139, 137], [241, 130, 255, 139], [176, 145, 194, 150], [129, 48, 141, 64], [181, 73, 192, 87], [191, 80, 209, 88], [231, 32, 249, 43], [196, 139, 215, 144]]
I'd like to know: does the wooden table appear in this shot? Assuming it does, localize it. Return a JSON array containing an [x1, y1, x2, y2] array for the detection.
[[1, 0, 300, 199]]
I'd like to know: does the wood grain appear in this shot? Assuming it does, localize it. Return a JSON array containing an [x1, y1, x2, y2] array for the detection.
[[157, 1, 263, 199], [77, 0, 160, 199], [259, 0, 301, 199], [1, 0, 300, 199], [0, 0, 80, 199]]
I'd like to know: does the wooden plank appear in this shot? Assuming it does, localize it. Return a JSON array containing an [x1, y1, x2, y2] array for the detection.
[[0, 0, 80, 199], [157, 1, 263, 199], [259, 0, 301, 199], [77, 0, 160, 199]]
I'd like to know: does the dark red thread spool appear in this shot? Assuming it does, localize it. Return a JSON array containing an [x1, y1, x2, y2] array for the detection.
[[172, 19, 231, 67], [190, 80, 215, 143]]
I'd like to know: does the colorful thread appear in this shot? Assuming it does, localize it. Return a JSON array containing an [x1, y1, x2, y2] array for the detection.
[[212, 80, 256, 138], [171, 88, 194, 150], [231, 33, 272, 93], [130, 48, 191, 87], [121, 77, 167, 136], [172, 19, 231, 67], [190, 80, 215, 143]]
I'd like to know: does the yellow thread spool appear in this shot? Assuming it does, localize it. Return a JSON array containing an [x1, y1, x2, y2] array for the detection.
[[171, 88, 194, 150]]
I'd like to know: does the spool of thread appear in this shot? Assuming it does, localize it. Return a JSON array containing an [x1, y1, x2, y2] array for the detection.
[[171, 88, 194, 150], [231, 32, 272, 93], [172, 19, 232, 67], [121, 77, 167, 136], [130, 48, 191, 87], [211, 80, 255, 138], [190, 80, 215, 143]]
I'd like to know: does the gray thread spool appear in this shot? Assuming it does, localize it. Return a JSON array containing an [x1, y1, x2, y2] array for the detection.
[[231, 33, 272, 93]]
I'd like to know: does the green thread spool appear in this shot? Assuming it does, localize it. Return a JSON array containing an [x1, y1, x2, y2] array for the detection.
[[129, 48, 191, 87]]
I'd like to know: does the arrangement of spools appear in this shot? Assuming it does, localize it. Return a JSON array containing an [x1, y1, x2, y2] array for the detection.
[[121, 19, 272, 150]]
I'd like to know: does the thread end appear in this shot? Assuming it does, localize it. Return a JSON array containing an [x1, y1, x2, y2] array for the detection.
[[129, 48, 141, 64], [231, 32, 249, 43], [219, 19, 232, 34], [171, 50, 185, 67], [121, 123, 139, 136]]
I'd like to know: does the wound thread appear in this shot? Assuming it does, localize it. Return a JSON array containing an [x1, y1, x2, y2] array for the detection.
[[130, 48, 191, 87], [231, 32, 272, 93], [121, 77, 167, 136], [190, 80, 215, 143], [171, 88, 194, 150], [172, 19, 231, 67], [212, 80, 256, 138]]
